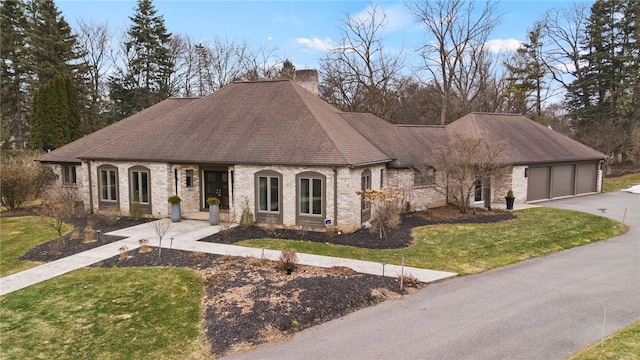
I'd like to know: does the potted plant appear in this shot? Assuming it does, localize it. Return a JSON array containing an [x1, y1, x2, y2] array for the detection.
[[207, 197, 220, 225], [168, 195, 182, 222], [505, 189, 515, 211]]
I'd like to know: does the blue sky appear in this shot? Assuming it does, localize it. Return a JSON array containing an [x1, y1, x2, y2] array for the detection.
[[56, 0, 594, 71]]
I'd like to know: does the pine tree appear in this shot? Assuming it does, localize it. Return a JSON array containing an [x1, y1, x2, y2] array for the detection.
[[502, 22, 547, 117], [1, 0, 29, 149], [30, 75, 81, 149], [25, 0, 86, 85], [109, 0, 174, 119], [566, 0, 638, 161]]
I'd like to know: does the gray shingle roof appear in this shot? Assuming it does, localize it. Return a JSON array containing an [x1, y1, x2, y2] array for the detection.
[[38, 98, 198, 163], [75, 80, 391, 167], [38, 83, 604, 168], [446, 113, 605, 164]]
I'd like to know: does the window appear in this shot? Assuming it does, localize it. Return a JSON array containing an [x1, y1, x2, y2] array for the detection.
[[414, 167, 435, 186], [130, 168, 150, 204], [258, 175, 280, 212], [299, 177, 322, 216], [99, 166, 118, 202], [361, 169, 371, 211], [62, 165, 77, 184], [186, 169, 194, 187]]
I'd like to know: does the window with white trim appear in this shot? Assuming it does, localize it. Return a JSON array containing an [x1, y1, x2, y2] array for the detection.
[[299, 177, 323, 216], [258, 175, 280, 212], [99, 167, 118, 202], [130, 168, 150, 204]]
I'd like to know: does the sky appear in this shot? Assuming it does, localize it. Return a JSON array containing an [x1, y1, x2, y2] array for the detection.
[[55, 0, 595, 72]]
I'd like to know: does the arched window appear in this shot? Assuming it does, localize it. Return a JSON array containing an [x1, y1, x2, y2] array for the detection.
[[296, 171, 326, 227], [98, 165, 118, 203], [255, 170, 283, 225]]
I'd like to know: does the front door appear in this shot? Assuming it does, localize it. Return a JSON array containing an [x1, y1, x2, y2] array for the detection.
[[203, 170, 229, 209]]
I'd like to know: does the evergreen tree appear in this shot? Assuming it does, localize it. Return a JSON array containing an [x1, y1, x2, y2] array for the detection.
[[109, 0, 174, 119], [26, 0, 86, 85], [30, 75, 81, 149], [502, 22, 547, 117], [566, 0, 638, 161], [1, 0, 29, 149]]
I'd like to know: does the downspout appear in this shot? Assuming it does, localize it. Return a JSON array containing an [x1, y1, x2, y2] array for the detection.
[[174, 168, 178, 195], [333, 167, 338, 227], [86, 160, 94, 214]]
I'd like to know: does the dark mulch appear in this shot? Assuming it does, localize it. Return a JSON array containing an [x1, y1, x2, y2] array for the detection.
[[94, 248, 407, 357], [21, 214, 152, 262], [13, 205, 515, 357], [201, 206, 517, 249]]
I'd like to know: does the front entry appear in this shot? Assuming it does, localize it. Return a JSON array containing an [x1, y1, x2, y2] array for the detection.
[[203, 170, 229, 209]]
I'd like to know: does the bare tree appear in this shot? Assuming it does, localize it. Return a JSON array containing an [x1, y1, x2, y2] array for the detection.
[[238, 44, 281, 81], [408, 0, 500, 124], [149, 219, 171, 256], [540, 3, 590, 89], [319, 4, 405, 121], [426, 135, 508, 213]]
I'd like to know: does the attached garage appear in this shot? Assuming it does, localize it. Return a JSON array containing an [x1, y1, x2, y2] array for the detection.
[[527, 162, 600, 202]]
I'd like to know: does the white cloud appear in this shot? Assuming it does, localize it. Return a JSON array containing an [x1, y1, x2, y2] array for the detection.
[[485, 39, 522, 53], [296, 37, 336, 52], [267, 36, 273, 41], [352, 3, 413, 34]]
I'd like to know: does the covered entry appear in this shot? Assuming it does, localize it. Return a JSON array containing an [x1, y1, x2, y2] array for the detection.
[[527, 162, 599, 202], [203, 170, 230, 209]]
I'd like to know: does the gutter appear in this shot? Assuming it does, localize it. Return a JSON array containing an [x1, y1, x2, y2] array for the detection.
[[333, 167, 338, 227]]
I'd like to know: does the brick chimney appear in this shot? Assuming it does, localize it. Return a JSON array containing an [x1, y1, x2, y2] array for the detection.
[[294, 69, 318, 96]]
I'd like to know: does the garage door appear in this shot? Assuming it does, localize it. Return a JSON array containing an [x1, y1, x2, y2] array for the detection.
[[551, 165, 575, 198], [576, 163, 597, 194], [527, 162, 599, 202], [527, 166, 550, 201]]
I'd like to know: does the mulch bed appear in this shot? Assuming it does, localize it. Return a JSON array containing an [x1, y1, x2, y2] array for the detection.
[[11, 205, 516, 357], [96, 248, 409, 356], [200, 206, 517, 249], [20, 214, 152, 262]]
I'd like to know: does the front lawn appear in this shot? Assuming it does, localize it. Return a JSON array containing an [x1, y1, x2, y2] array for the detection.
[[0, 267, 210, 360], [0, 216, 71, 277], [569, 321, 640, 360], [236, 207, 627, 275]]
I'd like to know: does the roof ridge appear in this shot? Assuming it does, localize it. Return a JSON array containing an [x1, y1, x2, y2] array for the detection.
[[289, 81, 355, 165], [77, 98, 198, 159]]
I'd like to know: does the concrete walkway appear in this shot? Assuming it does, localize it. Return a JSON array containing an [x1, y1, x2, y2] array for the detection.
[[0, 219, 456, 296]]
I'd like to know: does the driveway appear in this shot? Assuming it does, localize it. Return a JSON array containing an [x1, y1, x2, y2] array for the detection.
[[225, 192, 639, 360]]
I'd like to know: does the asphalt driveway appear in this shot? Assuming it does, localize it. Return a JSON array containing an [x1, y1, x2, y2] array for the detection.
[[225, 192, 639, 360]]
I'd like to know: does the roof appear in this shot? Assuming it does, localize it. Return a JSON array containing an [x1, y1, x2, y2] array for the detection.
[[38, 98, 198, 163], [67, 80, 391, 167], [340, 113, 447, 167], [39, 83, 604, 169], [446, 113, 605, 164]]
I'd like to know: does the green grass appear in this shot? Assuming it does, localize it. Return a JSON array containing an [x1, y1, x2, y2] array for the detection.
[[237, 208, 627, 275], [0, 216, 72, 277], [568, 321, 640, 360], [603, 173, 640, 192], [0, 267, 210, 360]]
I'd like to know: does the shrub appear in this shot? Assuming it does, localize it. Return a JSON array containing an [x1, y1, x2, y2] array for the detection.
[[138, 239, 152, 253], [356, 186, 405, 239], [207, 197, 220, 206], [239, 197, 254, 228], [168, 195, 181, 204], [0, 151, 57, 209], [276, 249, 298, 273]]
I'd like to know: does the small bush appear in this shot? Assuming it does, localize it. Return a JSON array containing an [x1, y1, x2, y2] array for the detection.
[[276, 249, 298, 273], [239, 197, 254, 228], [186, 251, 205, 259], [138, 239, 152, 253], [118, 245, 130, 260], [398, 273, 421, 289], [69, 228, 80, 240]]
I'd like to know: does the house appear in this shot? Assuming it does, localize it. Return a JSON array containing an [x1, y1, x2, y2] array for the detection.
[[38, 70, 605, 232]]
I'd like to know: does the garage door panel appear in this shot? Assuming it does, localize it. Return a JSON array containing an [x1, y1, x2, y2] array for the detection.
[[576, 163, 597, 194], [552, 165, 575, 198], [528, 167, 550, 201]]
